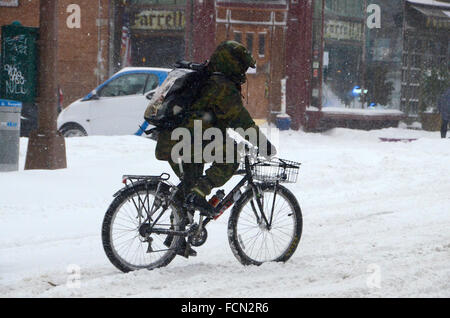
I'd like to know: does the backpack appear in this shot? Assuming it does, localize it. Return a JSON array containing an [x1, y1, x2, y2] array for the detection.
[[144, 61, 209, 130]]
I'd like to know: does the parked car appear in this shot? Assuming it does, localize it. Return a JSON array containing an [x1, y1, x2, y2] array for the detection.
[[57, 67, 170, 137]]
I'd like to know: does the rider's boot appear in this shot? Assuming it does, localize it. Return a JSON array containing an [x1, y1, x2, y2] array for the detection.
[[186, 188, 216, 218], [163, 204, 197, 258], [178, 239, 197, 258], [163, 236, 197, 258]]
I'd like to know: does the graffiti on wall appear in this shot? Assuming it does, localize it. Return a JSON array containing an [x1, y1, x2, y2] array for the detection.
[[2, 35, 28, 96], [4, 64, 27, 95]]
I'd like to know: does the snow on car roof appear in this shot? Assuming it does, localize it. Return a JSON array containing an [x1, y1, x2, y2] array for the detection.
[[116, 67, 173, 74]]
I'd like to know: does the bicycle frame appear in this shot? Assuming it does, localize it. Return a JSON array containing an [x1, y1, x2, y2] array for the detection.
[[121, 155, 278, 238], [202, 155, 275, 230]]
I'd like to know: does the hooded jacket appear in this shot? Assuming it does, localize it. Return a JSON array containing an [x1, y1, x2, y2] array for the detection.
[[155, 41, 274, 162]]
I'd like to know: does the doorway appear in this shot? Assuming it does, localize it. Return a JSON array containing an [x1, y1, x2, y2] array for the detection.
[[132, 35, 185, 68]]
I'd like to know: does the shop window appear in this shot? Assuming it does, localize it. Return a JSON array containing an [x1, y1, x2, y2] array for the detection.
[[403, 37, 409, 53], [440, 41, 447, 56], [410, 69, 421, 83], [144, 74, 159, 93], [258, 33, 266, 57], [447, 40, 450, 58], [99, 73, 148, 97], [402, 54, 408, 67], [410, 39, 422, 53], [412, 54, 422, 68], [402, 70, 408, 82], [400, 100, 406, 112], [246, 33, 254, 55], [410, 101, 419, 114]]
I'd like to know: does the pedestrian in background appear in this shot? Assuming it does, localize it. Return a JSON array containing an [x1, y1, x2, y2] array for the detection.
[[438, 87, 450, 139]]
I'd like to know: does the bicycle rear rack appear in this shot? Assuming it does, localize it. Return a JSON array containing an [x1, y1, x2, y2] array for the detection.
[[122, 173, 170, 185]]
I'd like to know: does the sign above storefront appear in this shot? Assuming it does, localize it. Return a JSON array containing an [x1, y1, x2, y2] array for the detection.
[[131, 10, 185, 31], [324, 20, 363, 42]]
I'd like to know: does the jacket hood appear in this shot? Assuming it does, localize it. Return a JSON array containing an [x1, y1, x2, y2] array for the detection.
[[207, 41, 256, 85]]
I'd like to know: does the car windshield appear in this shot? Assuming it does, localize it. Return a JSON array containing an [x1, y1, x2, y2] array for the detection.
[[99, 73, 148, 97], [144, 73, 159, 93]]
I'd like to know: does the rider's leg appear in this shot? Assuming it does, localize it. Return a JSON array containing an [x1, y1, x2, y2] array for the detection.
[[184, 162, 239, 218], [193, 162, 240, 197], [168, 159, 204, 196], [166, 160, 204, 258]]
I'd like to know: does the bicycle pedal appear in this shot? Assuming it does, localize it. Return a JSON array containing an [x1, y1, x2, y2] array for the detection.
[[184, 243, 197, 258], [176, 239, 197, 258]]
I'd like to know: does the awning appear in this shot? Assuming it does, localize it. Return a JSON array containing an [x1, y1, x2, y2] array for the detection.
[[411, 5, 450, 19], [410, 4, 450, 28], [407, 0, 450, 9]]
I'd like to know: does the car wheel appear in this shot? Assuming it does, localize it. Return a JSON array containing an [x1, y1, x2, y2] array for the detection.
[[60, 123, 87, 137]]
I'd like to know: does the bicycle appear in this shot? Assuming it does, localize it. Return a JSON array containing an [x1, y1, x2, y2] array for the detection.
[[101, 152, 303, 273]]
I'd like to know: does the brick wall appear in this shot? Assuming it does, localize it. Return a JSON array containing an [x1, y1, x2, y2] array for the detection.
[[0, 0, 40, 42], [57, 0, 110, 107], [1, 0, 110, 108]]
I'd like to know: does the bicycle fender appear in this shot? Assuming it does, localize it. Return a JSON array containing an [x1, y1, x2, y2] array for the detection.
[[112, 180, 157, 197]]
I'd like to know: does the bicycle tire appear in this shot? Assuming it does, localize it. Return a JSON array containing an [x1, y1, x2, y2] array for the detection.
[[228, 183, 302, 266], [102, 182, 186, 272]]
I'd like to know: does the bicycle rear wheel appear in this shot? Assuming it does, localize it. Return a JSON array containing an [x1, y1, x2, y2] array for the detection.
[[102, 182, 186, 272], [228, 183, 302, 266]]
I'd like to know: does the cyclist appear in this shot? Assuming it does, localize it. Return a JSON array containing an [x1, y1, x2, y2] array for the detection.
[[155, 41, 276, 255]]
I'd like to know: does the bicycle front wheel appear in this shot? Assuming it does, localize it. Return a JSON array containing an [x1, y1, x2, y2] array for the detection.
[[228, 183, 302, 266]]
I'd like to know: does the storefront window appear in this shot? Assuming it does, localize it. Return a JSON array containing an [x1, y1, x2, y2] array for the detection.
[[323, 0, 403, 110]]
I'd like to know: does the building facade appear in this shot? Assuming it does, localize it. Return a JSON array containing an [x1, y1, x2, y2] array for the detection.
[[401, 0, 450, 116], [1, 0, 322, 130]]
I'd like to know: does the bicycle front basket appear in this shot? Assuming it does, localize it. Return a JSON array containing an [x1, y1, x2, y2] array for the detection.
[[251, 158, 301, 183]]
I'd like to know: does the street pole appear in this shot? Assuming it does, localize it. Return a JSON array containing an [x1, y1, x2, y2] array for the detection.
[[25, 0, 67, 170], [361, 0, 368, 109]]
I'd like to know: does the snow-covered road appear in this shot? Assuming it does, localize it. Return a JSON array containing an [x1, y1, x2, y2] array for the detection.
[[1, 128, 449, 297]]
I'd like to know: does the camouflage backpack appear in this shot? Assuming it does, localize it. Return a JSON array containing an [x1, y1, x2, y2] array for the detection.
[[144, 61, 209, 130]]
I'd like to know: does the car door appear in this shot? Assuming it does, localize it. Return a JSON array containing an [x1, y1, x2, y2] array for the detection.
[[89, 72, 159, 135]]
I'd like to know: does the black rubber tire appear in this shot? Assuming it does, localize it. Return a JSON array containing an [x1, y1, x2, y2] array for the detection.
[[60, 123, 87, 137], [228, 183, 303, 266], [102, 182, 186, 273]]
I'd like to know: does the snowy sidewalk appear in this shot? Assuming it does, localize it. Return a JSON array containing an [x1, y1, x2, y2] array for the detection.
[[1, 128, 449, 297]]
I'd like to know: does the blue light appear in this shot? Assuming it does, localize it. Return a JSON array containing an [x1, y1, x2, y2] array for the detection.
[[352, 86, 361, 97]]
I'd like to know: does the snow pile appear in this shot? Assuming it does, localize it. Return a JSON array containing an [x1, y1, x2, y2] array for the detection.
[[1, 128, 449, 297], [321, 107, 404, 116]]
